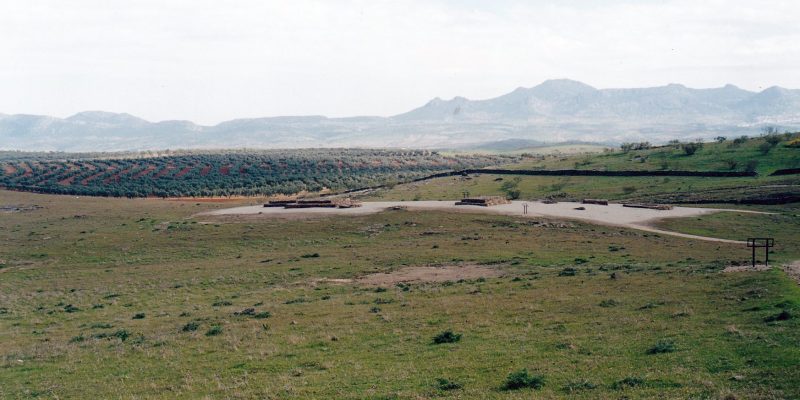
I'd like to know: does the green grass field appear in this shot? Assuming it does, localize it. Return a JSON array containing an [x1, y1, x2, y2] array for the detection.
[[2, 189, 799, 399]]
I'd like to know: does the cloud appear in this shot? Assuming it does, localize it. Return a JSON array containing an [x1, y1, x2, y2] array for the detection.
[[0, 0, 798, 123]]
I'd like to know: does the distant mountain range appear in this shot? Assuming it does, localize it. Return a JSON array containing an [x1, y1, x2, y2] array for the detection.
[[3, 79, 800, 151]]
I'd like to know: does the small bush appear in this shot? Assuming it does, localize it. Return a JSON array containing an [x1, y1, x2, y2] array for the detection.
[[212, 300, 233, 307], [647, 339, 677, 354], [764, 310, 792, 322], [432, 330, 462, 344], [69, 335, 85, 343], [63, 304, 80, 313], [205, 325, 223, 336], [612, 376, 645, 389], [301, 253, 320, 258], [90, 323, 113, 329], [435, 378, 463, 391], [599, 299, 619, 308], [254, 311, 271, 319], [113, 329, 131, 341], [502, 369, 544, 390], [181, 322, 199, 332], [558, 267, 577, 276], [132, 313, 145, 319], [681, 142, 703, 155], [758, 141, 774, 154]]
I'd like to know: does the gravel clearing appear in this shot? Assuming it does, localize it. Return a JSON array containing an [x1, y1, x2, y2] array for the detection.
[[201, 200, 762, 243]]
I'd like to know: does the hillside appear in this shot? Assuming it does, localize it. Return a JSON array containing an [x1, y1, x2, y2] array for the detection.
[[369, 133, 800, 205], [0, 149, 512, 198]]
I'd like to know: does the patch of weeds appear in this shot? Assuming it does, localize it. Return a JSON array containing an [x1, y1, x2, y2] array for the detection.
[[181, 322, 200, 332], [103, 293, 120, 299], [374, 287, 387, 293], [435, 378, 463, 391], [764, 310, 792, 322], [370, 307, 381, 313], [90, 323, 113, 329], [63, 304, 80, 313], [432, 330, 462, 344], [205, 325, 223, 336], [502, 369, 544, 390], [558, 267, 577, 277], [285, 298, 307, 305], [91, 304, 104, 309], [647, 339, 677, 354], [320, 295, 331, 300], [638, 302, 662, 310], [69, 335, 85, 343], [212, 300, 233, 307], [562, 379, 597, 392], [374, 298, 393, 304], [301, 253, 320, 258], [132, 313, 145, 319], [254, 311, 271, 319], [111, 329, 131, 341], [234, 308, 256, 316], [574, 258, 589, 264], [612, 376, 645, 390], [599, 299, 619, 308]]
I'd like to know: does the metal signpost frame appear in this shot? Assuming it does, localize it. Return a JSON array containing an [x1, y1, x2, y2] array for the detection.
[[747, 238, 775, 267]]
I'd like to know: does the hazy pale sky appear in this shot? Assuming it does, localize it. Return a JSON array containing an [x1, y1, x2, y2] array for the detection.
[[1, 0, 798, 124]]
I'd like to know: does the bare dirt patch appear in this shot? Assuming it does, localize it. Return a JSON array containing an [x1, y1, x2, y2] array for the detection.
[[782, 261, 800, 285], [723, 264, 772, 273], [357, 264, 505, 285]]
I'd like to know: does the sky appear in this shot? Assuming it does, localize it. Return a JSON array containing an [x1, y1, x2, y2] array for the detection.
[[1, 0, 799, 125]]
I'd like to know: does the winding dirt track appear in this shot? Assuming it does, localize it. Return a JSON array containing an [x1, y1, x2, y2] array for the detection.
[[202, 200, 767, 243]]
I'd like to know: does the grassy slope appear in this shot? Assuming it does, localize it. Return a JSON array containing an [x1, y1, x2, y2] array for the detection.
[[1, 190, 799, 399], [508, 135, 800, 174], [653, 204, 800, 263], [368, 135, 800, 203]]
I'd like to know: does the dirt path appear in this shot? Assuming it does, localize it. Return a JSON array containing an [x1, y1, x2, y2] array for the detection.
[[201, 200, 764, 243], [783, 261, 800, 284]]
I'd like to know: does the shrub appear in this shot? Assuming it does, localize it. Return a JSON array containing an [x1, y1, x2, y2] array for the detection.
[[90, 323, 113, 329], [205, 325, 223, 336], [764, 310, 792, 322], [254, 311, 271, 319], [63, 304, 80, 313], [647, 339, 677, 354], [680, 141, 703, 155], [432, 330, 462, 344], [181, 322, 199, 332], [731, 135, 748, 146], [69, 335, 85, 343], [301, 253, 320, 258], [502, 369, 544, 390], [787, 138, 800, 148], [715, 136, 727, 143], [612, 376, 645, 389], [758, 142, 774, 154], [764, 133, 783, 146], [723, 159, 738, 170], [599, 299, 619, 307], [132, 313, 145, 319], [435, 378, 463, 391], [113, 329, 131, 341], [744, 160, 759, 173], [212, 300, 233, 307], [559, 267, 578, 276]]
